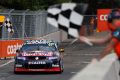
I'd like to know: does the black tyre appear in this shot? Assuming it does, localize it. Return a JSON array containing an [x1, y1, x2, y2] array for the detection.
[[58, 60, 64, 73]]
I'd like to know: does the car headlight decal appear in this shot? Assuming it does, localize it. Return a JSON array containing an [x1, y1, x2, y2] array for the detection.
[[48, 57, 58, 60], [17, 57, 26, 60], [53, 52, 60, 57]]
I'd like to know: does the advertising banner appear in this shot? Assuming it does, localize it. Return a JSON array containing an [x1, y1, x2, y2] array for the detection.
[[97, 9, 111, 31], [0, 40, 23, 58]]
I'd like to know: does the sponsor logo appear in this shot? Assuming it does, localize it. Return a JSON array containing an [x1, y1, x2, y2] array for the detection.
[[23, 52, 53, 56], [35, 57, 39, 60], [25, 40, 54, 44], [99, 14, 108, 21], [28, 61, 46, 64], [7, 43, 22, 55], [15, 64, 22, 67], [25, 40, 56, 47], [52, 64, 59, 67]]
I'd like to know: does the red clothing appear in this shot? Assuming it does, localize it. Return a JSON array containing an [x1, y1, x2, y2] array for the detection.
[[113, 38, 120, 57], [108, 23, 120, 57]]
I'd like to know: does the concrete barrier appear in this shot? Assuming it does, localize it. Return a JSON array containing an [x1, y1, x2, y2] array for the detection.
[[70, 53, 119, 80]]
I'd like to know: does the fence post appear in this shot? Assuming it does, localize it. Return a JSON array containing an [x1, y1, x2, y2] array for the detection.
[[22, 9, 29, 39], [35, 11, 39, 37]]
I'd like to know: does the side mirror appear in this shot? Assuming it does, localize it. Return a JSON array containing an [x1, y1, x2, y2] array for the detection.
[[16, 49, 20, 53], [59, 48, 65, 52]]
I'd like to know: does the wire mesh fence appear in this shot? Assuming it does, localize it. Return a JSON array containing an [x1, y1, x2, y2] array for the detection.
[[0, 9, 58, 40]]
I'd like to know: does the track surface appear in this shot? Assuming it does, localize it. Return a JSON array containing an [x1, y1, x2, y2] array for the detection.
[[0, 41, 105, 80]]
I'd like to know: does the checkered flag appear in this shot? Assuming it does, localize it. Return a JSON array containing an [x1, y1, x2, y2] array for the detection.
[[47, 3, 88, 38], [4, 18, 14, 33]]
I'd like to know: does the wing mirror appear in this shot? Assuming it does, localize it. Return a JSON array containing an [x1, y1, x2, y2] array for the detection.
[[59, 48, 65, 52], [16, 49, 20, 53]]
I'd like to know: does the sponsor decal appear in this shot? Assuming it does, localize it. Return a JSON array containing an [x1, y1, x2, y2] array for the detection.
[[25, 40, 56, 47], [22, 52, 53, 56], [35, 57, 39, 60], [28, 61, 46, 64], [25, 40, 55, 44], [16, 64, 22, 67], [52, 64, 59, 67]]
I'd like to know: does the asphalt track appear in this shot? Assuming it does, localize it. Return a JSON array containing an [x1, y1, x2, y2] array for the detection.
[[0, 40, 105, 80]]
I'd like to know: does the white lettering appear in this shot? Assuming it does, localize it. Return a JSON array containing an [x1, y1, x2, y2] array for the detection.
[[100, 14, 108, 21], [7, 43, 23, 55]]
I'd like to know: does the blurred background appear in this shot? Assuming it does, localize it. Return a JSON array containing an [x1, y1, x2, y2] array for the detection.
[[0, 0, 120, 14]]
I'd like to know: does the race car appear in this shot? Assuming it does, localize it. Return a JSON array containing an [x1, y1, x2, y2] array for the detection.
[[14, 40, 64, 73]]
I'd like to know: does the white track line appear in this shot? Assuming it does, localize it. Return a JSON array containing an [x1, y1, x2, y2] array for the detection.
[[0, 59, 14, 68], [70, 39, 78, 45]]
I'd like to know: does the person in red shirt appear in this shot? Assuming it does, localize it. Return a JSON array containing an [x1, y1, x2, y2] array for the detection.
[[80, 9, 120, 61]]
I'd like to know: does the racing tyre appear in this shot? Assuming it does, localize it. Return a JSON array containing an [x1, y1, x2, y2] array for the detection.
[[14, 65, 20, 74], [14, 67, 18, 74], [58, 60, 64, 73]]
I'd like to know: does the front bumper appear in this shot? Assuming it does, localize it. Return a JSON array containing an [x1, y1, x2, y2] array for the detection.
[[14, 59, 61, 72]]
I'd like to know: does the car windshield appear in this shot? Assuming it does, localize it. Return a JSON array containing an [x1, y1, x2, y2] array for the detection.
[[20, 44, 57, 52]]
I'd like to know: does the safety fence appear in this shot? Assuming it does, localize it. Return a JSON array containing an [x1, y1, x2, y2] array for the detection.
[[0, 9, 58, 40], [0, 9, 97, 40]]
